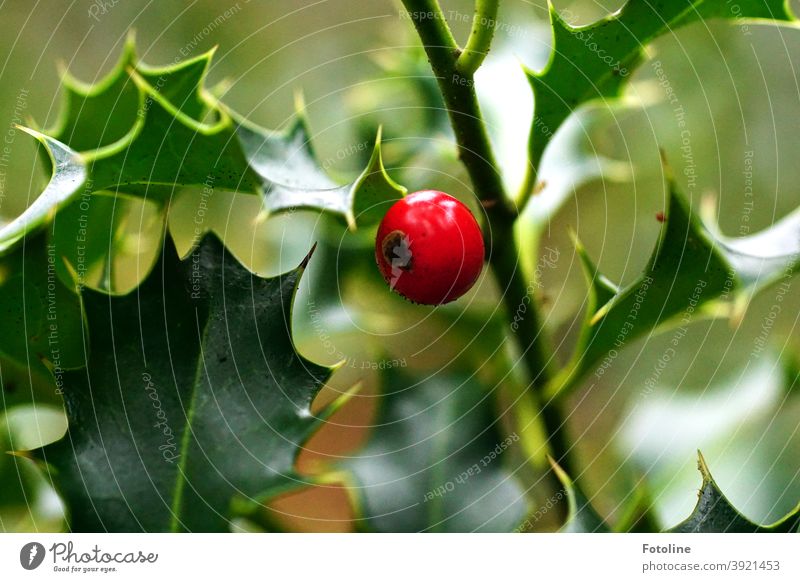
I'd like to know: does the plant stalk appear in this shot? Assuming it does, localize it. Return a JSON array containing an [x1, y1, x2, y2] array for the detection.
[[456, 0, 500, 75], [400, 0, 575, 475]]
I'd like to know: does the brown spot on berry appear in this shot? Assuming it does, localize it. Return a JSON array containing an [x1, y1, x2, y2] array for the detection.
[[655, 211, 666, 223], [381, 230, 413, 272]]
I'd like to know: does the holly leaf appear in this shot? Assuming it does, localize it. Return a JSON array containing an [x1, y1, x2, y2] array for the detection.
[[0, 40, 404, 265], [550, 459, 610, 533], [0, 40, 404, 378], [234, 114, 404, 228], [1, 40, 404, 251], [0, 230, 85, 377], [49, 192, 165, 294], [339, 370, 527, 532], [522, 0, 795, 206], [0, 129, 88, 255], [549, 453, 799, 532], [549, 169, 800, 398], [25, 235, 336, 532], [43, 33, 140, 151], [31, 35, 169, 295], [670, 453, 800, 532]]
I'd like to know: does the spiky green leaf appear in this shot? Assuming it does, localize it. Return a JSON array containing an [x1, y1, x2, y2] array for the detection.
[[30, 235, 333, 532], [0, 41, 404, 378], [550, 171, 800, 398], [670, 453, 800, 532], [522, 0, 795, 208], [1, 41, 403, 251], [550, 453, 799, 532], [0, 230, 84, 377]]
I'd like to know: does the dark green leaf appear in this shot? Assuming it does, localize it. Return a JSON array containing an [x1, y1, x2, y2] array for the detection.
[[234, 116, 405, 228], [523, 0, 794, 201], [549, 453, 799, 533], [0, 40, 403, 377], [550, 171, 800, 398], [670, 453, 800, 532], [1, 41, 404, 256], [30, 235, 334, 532], [0, 230, 85, 377]]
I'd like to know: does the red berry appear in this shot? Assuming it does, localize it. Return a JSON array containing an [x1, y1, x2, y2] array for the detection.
[[375, 190, 485, 305]]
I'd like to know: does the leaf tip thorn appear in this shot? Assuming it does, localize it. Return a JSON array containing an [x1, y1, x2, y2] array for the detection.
[[300, 242, 318, 269]]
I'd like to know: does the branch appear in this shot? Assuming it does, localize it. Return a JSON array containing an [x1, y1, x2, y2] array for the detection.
[[400, 0, 509, 215], [456, 0, 500, 76], [400, 0, 574, 473], [516, 159, 539, 212]]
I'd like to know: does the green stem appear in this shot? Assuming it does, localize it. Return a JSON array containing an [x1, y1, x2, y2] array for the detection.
[[400, 0, 510, 216], [455, 0, 500, 76], [490, 211, 575, 477], [400, 0, 574, 474], [516, 156, 539, 212]]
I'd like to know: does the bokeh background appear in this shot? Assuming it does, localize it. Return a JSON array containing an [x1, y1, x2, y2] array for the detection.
[[1, 0, 800, 532]]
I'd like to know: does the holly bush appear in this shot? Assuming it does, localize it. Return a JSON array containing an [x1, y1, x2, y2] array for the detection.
[[1, 0, 800, 532]]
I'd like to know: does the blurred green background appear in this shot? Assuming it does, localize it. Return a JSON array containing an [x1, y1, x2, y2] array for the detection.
[[1, 0, 800, 532]]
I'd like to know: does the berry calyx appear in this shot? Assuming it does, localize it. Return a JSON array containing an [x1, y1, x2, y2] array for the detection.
[[375, 190, 485, 305]]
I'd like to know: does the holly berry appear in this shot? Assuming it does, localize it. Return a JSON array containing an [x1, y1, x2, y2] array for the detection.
[[375, 190, 485, 305]]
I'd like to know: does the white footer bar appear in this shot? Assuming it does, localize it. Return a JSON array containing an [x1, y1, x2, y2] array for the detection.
[[1, 533, 797, 581]]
